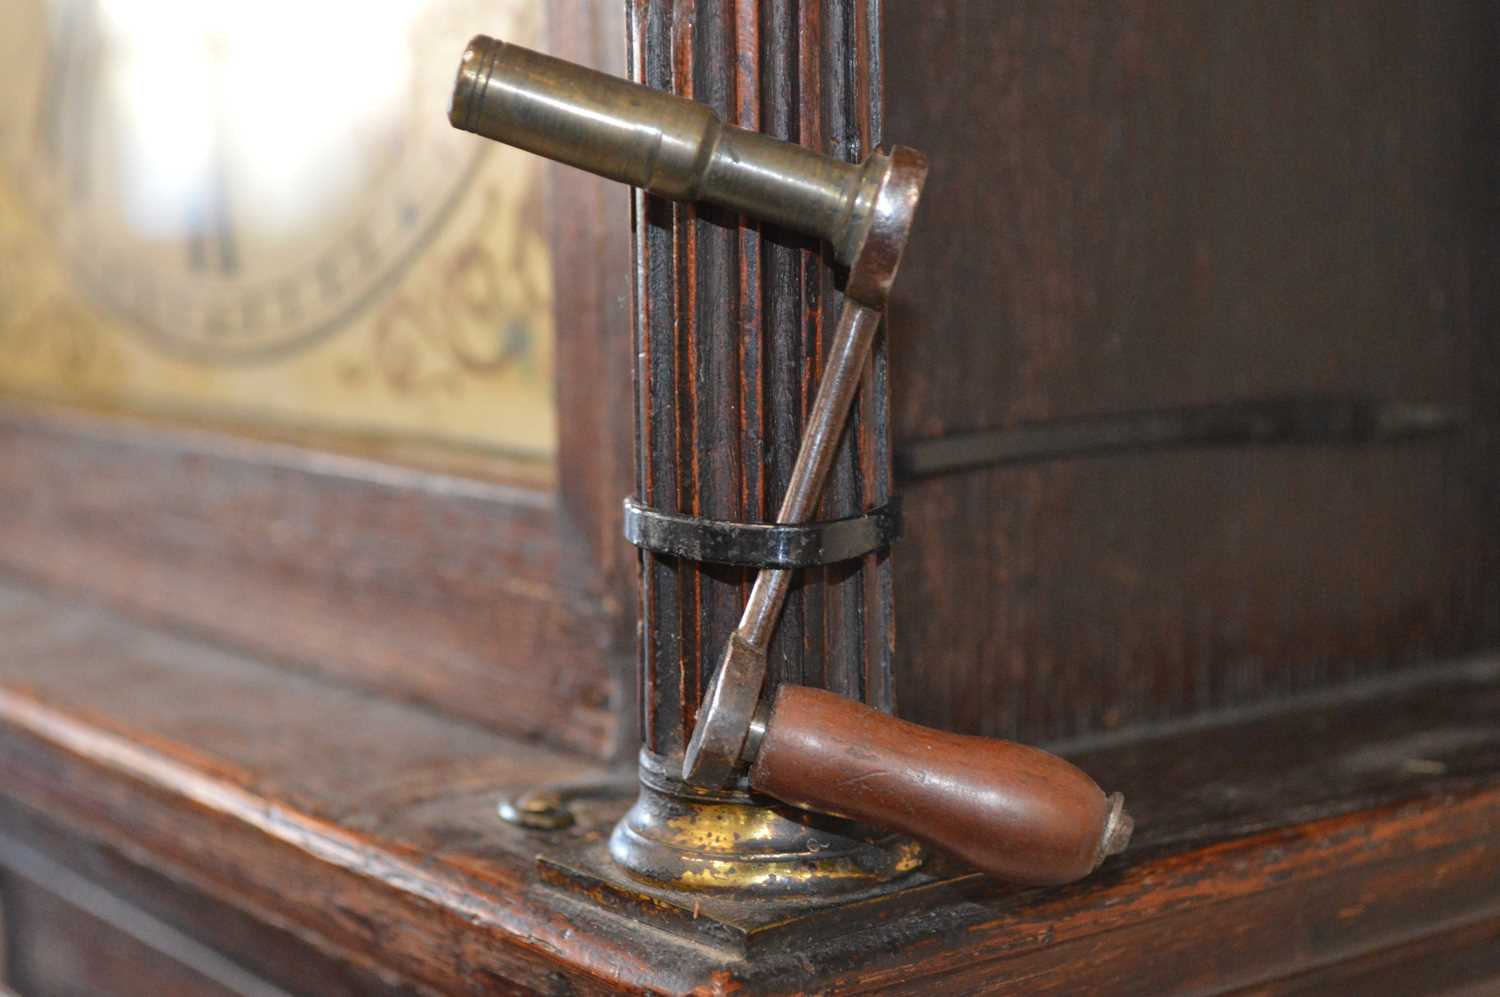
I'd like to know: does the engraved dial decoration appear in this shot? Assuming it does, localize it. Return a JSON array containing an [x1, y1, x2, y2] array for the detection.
[[0, 0, 555, 464]]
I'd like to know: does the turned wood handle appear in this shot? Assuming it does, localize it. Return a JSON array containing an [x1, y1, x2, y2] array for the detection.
[[750, 685, 1132, 885]]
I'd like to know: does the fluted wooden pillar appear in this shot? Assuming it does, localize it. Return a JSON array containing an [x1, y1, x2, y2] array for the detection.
[[629, 0, 893, 760], [610, 0, 913, 894]]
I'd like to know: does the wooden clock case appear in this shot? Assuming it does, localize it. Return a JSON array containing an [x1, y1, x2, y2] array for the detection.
[[0, 1, 1497, 993]]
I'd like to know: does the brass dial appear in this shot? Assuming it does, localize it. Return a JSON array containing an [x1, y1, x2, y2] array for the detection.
[[0, 0, 555, 462], [11, 2, 490, 360]]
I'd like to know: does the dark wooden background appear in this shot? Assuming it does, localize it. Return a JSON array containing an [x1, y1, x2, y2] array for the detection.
[[883, 0, 1500, 745], [1, 1, 1495, 768]]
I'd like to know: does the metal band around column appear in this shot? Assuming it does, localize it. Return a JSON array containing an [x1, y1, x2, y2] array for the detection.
[[622, 497, 901, 568]]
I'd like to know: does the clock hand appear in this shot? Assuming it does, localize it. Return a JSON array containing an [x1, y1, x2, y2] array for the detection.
[[191, 43, 238, 276]]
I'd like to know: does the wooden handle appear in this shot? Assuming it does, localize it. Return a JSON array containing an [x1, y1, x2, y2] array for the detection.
[[750, 685, 1132, 885]]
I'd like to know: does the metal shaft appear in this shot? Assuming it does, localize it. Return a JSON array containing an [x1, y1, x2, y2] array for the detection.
[[734, 301, 883, 647], [680, 146, 925, 787], [681, 297, 885, 786], [451, 35, 883, 265]]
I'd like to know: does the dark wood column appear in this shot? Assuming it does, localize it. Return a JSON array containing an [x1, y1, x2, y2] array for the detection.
[[627, 0, 893, 761]]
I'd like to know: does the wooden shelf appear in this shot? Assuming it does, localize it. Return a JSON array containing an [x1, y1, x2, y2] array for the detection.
[[1, 575, 1497, 994]]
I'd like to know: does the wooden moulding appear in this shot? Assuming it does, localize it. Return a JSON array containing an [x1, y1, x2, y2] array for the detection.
[[1, 579, 1498, 993], [0, 406, 617, 756]]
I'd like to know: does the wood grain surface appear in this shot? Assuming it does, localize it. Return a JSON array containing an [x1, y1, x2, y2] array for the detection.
[[882, 0, 1500, 746], [1, 576, 1498, 993]]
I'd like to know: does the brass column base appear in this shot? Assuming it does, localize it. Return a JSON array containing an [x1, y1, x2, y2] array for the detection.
[[608, 749, 924, 898]]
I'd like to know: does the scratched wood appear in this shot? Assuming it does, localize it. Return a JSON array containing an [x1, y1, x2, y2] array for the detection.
[[1, 578, 1499, 993]]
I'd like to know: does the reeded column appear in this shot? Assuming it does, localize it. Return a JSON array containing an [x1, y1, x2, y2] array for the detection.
[[608, 0, 914, 894]]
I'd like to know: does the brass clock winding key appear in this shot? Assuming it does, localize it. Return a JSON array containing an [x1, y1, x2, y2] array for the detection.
[[451, 35, 1131, 886]]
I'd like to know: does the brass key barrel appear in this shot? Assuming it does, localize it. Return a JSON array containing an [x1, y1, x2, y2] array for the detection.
[[450, 35, 882, 264]]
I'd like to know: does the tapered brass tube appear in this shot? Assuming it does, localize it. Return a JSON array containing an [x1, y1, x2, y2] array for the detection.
[[450, 35, 882, 264]]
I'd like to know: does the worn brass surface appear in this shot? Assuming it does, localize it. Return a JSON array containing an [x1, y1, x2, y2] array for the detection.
[[451, 34, 889, 267], [607, 751, 922, 897], [0, 3, 554, 462]]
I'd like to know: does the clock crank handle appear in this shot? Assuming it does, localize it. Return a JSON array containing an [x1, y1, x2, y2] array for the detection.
[[680, 305, 1135, 885], [752, 686, 1133, 885], [449, 36, 1133, 885]]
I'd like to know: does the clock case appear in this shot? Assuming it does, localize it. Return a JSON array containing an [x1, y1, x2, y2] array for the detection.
[[0, 0, 1498, 993]]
